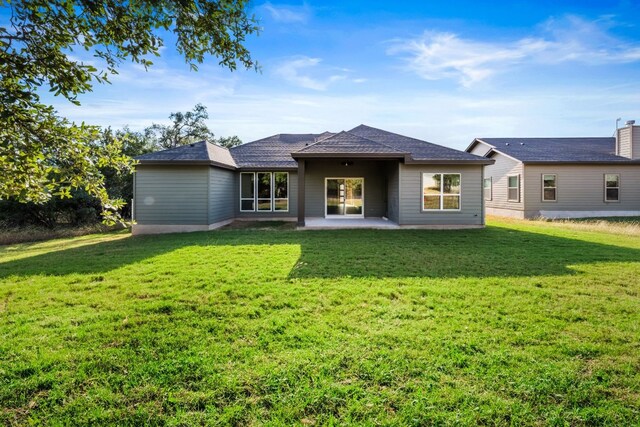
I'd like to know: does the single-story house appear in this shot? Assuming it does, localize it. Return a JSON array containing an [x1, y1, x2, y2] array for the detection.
[[132, 125, 493, 234], [465, 120, 640, 219]]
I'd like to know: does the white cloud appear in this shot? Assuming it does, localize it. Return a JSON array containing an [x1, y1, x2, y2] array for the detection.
[[388, 15, 640, 87], [259, 2, 311, 23], [273, 56, 349, 90]]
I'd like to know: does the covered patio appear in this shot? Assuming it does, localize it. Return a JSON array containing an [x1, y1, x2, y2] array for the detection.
[[300, 217, 399, 230]]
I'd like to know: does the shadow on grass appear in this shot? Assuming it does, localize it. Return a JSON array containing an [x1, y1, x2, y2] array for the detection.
[[0, 226, 638, 279]]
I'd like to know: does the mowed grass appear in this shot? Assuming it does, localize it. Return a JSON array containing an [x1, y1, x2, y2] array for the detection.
[[1, 219, 639, 426]]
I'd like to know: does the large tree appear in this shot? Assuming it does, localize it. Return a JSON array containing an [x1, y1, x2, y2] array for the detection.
[[0, 0, 258, 223]]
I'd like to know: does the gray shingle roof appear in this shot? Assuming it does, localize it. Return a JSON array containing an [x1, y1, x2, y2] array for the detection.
[[348, 125, 489, 162], [136, 141, 237, 168], [294, 130, 406, 156], [476, 137, 640, 163], [229, 133, 320, 168]]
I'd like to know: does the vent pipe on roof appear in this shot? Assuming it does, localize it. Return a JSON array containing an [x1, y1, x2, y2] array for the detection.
[[626, 120, 636, 126]]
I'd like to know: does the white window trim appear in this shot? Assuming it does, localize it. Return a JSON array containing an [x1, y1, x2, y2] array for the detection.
[[604, 173, 620, 203], [542, 174, 557, 202], [421, 173, 462, 212], [274, 172, 290, 212], [240, 172, 256, 212], [483, 177, 492, 201], [239, 171, 290, 213], [507, 174, 520, 202]]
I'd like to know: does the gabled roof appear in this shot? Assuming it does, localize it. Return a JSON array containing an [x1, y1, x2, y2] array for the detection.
[[469, 137, 640, 164], [348, 125, 488, 162], [136, 141, 236, 169], [292, 130, 406, 157]]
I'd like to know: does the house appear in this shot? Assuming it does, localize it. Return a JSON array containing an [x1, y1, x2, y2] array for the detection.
[[132, 125, 493, 234], [466, 120, 640, 219]]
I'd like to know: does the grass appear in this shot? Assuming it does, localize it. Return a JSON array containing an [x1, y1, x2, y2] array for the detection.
[[1, 218, 639, 425], [0, 223, 125, 245]]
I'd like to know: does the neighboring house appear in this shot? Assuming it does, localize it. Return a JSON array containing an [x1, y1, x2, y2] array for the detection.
[[132, 125, 493, 234], [466, 121, 640, 219]]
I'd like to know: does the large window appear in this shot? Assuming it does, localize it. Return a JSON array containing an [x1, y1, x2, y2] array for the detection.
[[507, 175, 520, 202], [604, 174, 620, 202], [422, 173, 461, 211], [240, 172, 289, 212], [483, 177, 492, 201], [542, 174, 557, 202]]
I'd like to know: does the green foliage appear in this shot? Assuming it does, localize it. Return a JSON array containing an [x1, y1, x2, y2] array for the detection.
[[0, 0, 258, 223], [145, 103, 243, 149], [1, 218, 639, 425]]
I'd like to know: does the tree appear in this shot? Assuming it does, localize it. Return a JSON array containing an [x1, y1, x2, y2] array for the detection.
[[0, 0, 258, 224], [145, 103, 243, 150]]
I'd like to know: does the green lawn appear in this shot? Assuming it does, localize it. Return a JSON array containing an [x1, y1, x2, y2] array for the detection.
[[1, 219, 639, 426]]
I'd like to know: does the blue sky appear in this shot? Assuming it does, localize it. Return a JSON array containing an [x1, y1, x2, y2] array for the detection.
[[31, 1, 640, 149]]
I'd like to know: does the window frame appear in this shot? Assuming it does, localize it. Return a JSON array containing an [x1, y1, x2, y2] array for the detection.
[[483, 177, 492, 201], [507, 174, 520, 202], [240, 172, 256, 212], [604, 173, 620, 203], [239, 171, 290, 213], [421, 172, 462, 212], [541, 174, 557, 202]]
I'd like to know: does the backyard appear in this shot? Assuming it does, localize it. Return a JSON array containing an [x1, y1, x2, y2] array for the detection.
[[1, 217, 639, 425]]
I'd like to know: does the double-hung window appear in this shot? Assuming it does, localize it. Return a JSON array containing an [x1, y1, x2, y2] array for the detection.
[[604, 174, 620, 202], [240, 172, 289, 212], [483, 177, 492, 201], [422, 173, 461, 211], [542, 174, 557, 202], [507, 175, 520, 202]]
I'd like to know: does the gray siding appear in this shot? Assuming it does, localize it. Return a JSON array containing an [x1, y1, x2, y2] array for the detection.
[[134, 166, 209, 225], [484, 152, 524, 212], [234, 171, 297, 218], [469, 141, 493, 157], [387, 162, 400, 223], [633, 126, 640, 160], [398, 164, 484, 225], [618, 127, 632, 158], [523, 164, 640, 217], [209, 167, 235, 223], [304, 160, 389, 217]]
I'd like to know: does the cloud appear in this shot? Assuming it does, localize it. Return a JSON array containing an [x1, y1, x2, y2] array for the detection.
[[260, 2, 311, 23], [388, 15, 640, 87], [273, 56, 349, 90]]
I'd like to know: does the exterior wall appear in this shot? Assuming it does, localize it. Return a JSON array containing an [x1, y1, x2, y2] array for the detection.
[[523, 164, 640, 218], [209, 167, 235, 223], [484, 152, 524, 213], [234, 171, 298, 219], [386, 162, 400, 223], [398, 163, 484, 226], [634, 126, 640, 160], [134, 166, 209, 225], [303, 160, 390, 218], [617, 127, 632, 158], [469, 141, 493, 157]]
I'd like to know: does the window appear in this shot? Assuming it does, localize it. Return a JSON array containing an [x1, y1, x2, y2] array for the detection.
[[605, 174, 620, 202], [239, 172, 289, 212], [542, 174, 557, 202], [483, 177, 492, 201], [422, 173, 461, 211], [507, 175, 520, 202], [240, 173, 255, 211], [274, 172, 289, 211]]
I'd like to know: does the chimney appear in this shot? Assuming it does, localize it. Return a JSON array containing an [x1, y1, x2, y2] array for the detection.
[[616, 119, 639, 159]]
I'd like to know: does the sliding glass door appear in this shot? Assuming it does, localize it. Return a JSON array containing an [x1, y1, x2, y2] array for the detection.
[[326, 178, 364, 217]]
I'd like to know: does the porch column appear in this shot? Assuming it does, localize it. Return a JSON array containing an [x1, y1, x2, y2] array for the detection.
[[297, 159, 306, 226]]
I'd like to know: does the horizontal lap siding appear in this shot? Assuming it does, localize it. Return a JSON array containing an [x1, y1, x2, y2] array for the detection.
[[399, 164, 483, 225], [234, 171, 297, 218], [618, 127, 632, 159], [524, 165, 640, 216], [304, 160, 388, 218], [209, 168, 235, 223], [484, 152, 524, 212], [633, 128, 640, 159], [135, 166, 209, 225], [387, 163, 400, 223]]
